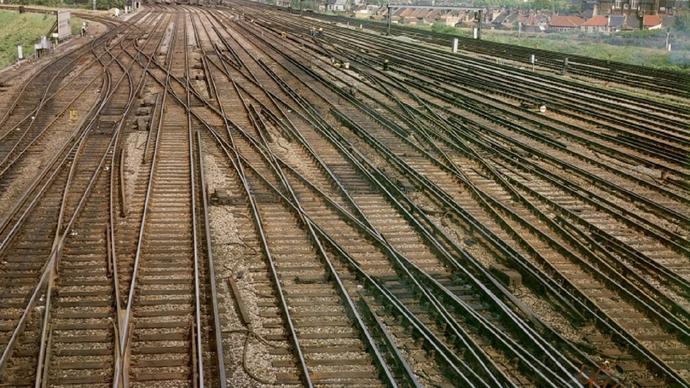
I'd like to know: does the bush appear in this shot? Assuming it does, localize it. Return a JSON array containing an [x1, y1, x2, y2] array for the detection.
[[0, 10, 55, 67], [669, 50, 690, 67], [431, 22, 460, 35], [675, 14, 690, 33]]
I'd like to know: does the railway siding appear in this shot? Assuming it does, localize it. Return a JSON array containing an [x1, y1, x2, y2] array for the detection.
[[0, 4, 688, 387]]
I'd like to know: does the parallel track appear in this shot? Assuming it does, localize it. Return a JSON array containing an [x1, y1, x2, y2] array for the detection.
[[0, 4, 688, 387]]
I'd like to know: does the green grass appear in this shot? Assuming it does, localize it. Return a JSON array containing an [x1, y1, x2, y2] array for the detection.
[[348, 18, 690, 73], [481, 31, 690, 73], [71, 16, 84, 36], [0, 10, 55, 68], [2, 0, 124, 10], [424, 22, 690, 73]]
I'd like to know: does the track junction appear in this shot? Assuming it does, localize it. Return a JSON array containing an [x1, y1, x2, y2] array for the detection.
[[0, 3, 688, 387]]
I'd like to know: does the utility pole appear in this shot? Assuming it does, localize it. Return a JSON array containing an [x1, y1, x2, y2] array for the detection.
[[477, 9, 482, 40], [387, 3, 391, 35]]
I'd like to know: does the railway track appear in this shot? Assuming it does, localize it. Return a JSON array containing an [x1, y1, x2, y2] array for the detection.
[[0, 19, 136, 387], [288, 8, 690, 98], [0, 3, 688, 387], [205, 6, 690, 385]]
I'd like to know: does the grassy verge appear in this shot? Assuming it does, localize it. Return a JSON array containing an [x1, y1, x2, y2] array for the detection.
[[429, 23, 690, 72], [0, 10, 55, 68], [71, 16, 84, 36], [479, 30, 690, 73], [2, 0, 124, 10], [336, 16, 690, 73]]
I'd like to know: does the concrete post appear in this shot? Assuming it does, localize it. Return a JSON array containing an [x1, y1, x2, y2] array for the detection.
[[452, 38, 458, 53], [17, 45, 23, 60], [530, 54, 535, 72], [562, 57, 568, 74]]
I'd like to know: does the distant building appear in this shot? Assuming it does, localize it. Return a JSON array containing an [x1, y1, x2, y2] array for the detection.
[[642, 13, 664, 27], [353, 6, 370, 17], [438, 11, 464, 26], [326, 0, 349, 12], [549, 15, 585, 31], [624, 14, 643, 28], [608, 14, 626, 30], [581, 15, 609, 31], [502, 11, 522, 28], [596, 0, 676, 15]]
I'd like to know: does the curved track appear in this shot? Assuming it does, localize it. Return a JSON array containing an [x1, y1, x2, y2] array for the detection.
[[0, 3, 688, 387]]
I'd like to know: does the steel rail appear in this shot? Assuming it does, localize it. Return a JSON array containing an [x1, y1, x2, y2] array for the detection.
[[316, 56, 690, 318], [337, 44, 690, 171], [121, 12, 648, 384], [164, 14, 584, 382], [248, 7, 690, 119], [283, 14, 690, 138], [310, 58, 690, 342], [183, 14, 312, 384], [189, 22, 516, 385], [259, 63, 578, 385], [0, 39, 121, 172], [289, 8, 690, 98], [207, 119, 560, 386], [112, 11, 179, 388], [182, 14, 206, 387], [352, 67, 690, 254], [380, 80, 690, 300], [31, 22, 155, 386], [124, 21, 400, 384], [245, 57, 558, 386], [0, 16, 154, 249], [260, 14, 683, 189], [0, 9, 151, 154], [0, 27, 138, 376], [372, 69, 690, 235], [130, 38, 560, 388], [0, 38, 104, 131], [188, 11, 227, 387], [249, 99, 404, 386], [223, 15, 684, 384], [150, 13, 564, 380]]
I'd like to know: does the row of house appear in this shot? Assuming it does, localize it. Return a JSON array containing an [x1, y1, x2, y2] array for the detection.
[[550, 13, 670, 31], [345, 5, 676, 32], [327, 0, 687, 14]]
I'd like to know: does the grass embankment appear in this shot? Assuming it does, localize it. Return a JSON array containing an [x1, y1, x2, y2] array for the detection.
[[480, 30, 690, 73], [0, 10, 54, 68], [1, 0, 124, 10], [71, 16, 84, 35], [348, 16, 690, 73]]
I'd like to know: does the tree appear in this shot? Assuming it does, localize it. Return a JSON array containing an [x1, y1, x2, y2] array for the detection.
[[674, 14, 690, 33]]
